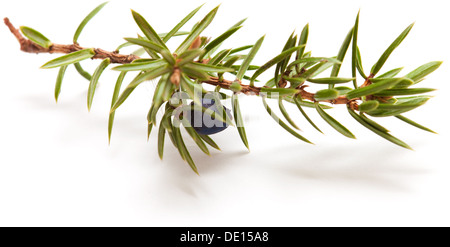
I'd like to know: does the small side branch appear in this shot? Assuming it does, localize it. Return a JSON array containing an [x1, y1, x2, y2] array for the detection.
[[4, 17, 139, 64]]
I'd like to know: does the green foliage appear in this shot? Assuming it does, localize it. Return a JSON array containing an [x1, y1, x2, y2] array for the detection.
[[20, 26, 52, 48], [201, 26, 242, 60], [181, 117, 211, 155], [175, 6, 219, 54], [111, 66, 171, 112], [54, 65, 68, 102], [314, 89, 339, 101], [297, 24, 309, 60], [348, 108, 412, 150], [330, 27, 353, 81], [163, 4, 203, 43], [238, 35, 265, 84], [395, 115, 436, 134], [41, 49, 95, 69], [294, 97, 323, 133], [131, 10, 168, 50], [346, 78, 411, 99], [112, 59, 167, 72], [74, 62, 92, 81], [251, 45, 305, 83], [262, 97, 313, 144], [366, 96, 432, 117], [88, 58, 110, 111], [72, 2, 108, 80], [370, 23, 414, 76], [315, 102, 355, 139], [405, 61, 442, 82], [18, 3, 441, 173], [307, 77, 354, 85], [351, 11, 360, 88], [358, 100, 380, 112], [232, 94, 249, 150], [377, 67, 403, 78], [108, 72, 127, 143], [73, 2, 108, 44], [355, 46, 367, 79]]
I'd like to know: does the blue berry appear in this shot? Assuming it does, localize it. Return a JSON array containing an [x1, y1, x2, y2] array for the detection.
[[186, 98, 232, 135]]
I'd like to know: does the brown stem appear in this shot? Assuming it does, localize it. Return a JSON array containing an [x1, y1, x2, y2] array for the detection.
[[4, 17, 139, 64], [5, 17, 359, 110]]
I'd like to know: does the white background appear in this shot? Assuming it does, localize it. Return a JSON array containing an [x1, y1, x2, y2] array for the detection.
[[1, 0, 449, 226]]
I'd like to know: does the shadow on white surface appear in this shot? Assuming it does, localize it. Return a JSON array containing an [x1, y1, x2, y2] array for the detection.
[[274, 144, 428, 191], [20, 88, 432, 201]]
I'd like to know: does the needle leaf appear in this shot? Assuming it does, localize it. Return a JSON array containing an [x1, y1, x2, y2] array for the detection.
[[231, 94, 249, 150], [54, 65, 68, 102], [41, 48, 96, 69], [237, 35, 265, 83], [376, 67, 404, 78], [346, 78, 408, 99], [163, 4, 203, 43], [131, 10, 168, 49], [297, 24, 309, 60], [330, 27, 353, 79], [315, 102, 355, 139], [251, 45, 305, 83], [172, 118, 199, 174], [108, 71, 127, 143], [405, 61, 442, 83], [367, 96, 432, 117], [181, 117, 210, 155], [199, 134, 221, 150], [278, 98, 300, 130], [73, 2, 108, 43], [348, 107, 412, 150], [157, 123, 166, 159], [395, 115, 436, 134], [314, 89, 339, 101], [370, 23, 414, 75], [20, 26, 52, 48], [262, 97, 313, 144], [111, 66, 171, 112], [112, 59, 167, 71], [307, 77, 354, 85], [351, 11, 360, 88], [87, 58, 110, 111], [175, 6, 220, 54], [74, 62, 92, 81], [293, 97, 323, 133], [201, 26, 242, 60]]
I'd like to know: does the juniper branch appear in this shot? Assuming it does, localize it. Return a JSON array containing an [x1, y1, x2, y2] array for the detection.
[[3, 2, 441, 174], [4, 17, 358, 109]]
